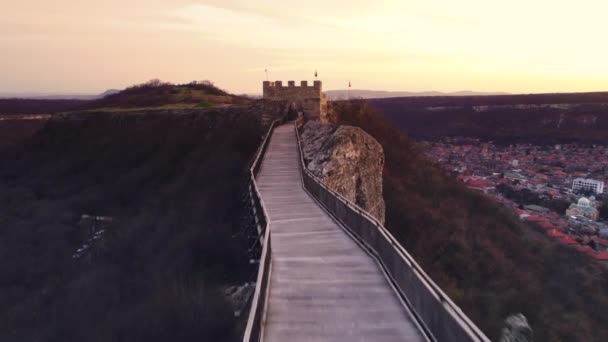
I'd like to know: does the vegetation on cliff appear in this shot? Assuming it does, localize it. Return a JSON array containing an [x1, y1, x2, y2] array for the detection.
[[369, 93, 608, 144], [0, 78, 253, 152], [332, 100, 608, 341], [0, 110, 263, 341], [0, 115, 49, 150]]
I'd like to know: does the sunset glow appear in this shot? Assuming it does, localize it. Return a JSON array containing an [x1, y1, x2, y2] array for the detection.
[[2, 0, 608, 94]]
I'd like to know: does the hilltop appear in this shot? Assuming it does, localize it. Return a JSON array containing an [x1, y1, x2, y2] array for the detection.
[[0, 80, 255, 150], [325, 89, 508, 100], [82, 79, 251, 111], [0, 79, 251, 115]]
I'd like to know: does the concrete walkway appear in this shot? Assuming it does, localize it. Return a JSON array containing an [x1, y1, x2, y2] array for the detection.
[[256, 124, 427, 342]]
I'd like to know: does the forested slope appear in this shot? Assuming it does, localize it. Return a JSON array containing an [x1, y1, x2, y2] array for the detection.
[[370, 93, 608, 144], [0, 109, 262, 341], [332, 101, 608, 341]]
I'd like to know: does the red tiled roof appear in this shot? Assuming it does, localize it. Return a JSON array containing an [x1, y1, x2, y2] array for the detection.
[[591, 237, 608, 247], [524, 215, 544, 222], [582, 248, 597, 257], [593, 252, 608, 260], [572, 245, 608, 261], [583, 247, 597, 258], [514, 209, 528, 216], [465, 178, 492, 188], [547, 229, 566, 238], [558, 236, 578, 245], [574, 245, 594, 253]]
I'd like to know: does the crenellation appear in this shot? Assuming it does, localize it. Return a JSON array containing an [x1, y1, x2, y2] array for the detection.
[[263, 79, 328, 121], [264, 81, 319, 90]]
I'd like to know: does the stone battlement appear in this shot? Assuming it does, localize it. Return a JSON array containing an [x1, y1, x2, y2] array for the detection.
[[263, 80, 322, 89], [263, 80, 327, 122]]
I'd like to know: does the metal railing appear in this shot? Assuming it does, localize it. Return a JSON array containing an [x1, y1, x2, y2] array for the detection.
[[241, 119, 282, 342], [295, 124, 492, 342]]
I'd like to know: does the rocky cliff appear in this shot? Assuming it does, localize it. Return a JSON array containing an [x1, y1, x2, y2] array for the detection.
[[499, 314, 533, 342], [300, 120, 386, 224]]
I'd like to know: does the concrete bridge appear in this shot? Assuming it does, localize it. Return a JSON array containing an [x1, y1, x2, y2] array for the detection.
[[243, 121, 491, 342]]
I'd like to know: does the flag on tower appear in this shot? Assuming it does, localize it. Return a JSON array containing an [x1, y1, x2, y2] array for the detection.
[[315, 70, 318, 79], [348, 81, 351, 88]]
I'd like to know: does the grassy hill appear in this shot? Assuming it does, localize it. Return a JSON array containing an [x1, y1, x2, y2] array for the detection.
[[0, 108, 263, 341], [0, 80, 250, 116], [332, 100, 608, 341], [0, 79, 253, 151], [82, 80, 251, 111]]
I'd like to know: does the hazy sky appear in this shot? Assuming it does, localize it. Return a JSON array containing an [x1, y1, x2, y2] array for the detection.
[[2, 0, 608, 94]]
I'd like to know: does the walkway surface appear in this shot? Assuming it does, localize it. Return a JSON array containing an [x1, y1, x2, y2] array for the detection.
[[256, 124, 427, 342]]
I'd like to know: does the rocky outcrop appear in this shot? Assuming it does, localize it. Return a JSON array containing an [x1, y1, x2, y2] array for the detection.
[[499, 314, 533, 342], [300, 120, 385, 224], [223, 284, 255, 317]]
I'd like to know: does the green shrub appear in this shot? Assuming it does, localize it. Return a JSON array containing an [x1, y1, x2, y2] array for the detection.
[[196, 102, 212, 109]]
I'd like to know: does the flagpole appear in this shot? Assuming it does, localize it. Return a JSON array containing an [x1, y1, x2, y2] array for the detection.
[[347, 80, 351, 100]]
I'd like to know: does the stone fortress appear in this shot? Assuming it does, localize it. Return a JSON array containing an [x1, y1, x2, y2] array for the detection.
[[263, 80, 328, 123]]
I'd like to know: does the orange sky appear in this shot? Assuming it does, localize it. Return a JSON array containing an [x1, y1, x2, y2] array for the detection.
[[2, 0, 608, 94]]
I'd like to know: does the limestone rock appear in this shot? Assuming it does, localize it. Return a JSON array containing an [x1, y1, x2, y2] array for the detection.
[[499, 314, 533, 342], [300, 120, 385, 224], [223, 284, 254, 317]]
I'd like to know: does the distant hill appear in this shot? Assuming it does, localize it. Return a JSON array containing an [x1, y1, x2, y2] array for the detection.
[[325, 89, 509, 100], [0, 98, 90, 115], [98, 89, 121, 98], [367, 92, 608, 144], [0, 89, 119, 100]]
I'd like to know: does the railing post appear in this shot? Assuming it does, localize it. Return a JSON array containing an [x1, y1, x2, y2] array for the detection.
[[242, 119, 282, 342]]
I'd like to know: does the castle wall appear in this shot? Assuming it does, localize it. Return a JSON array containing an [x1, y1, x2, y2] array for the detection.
[[263, 80, 327, 121]]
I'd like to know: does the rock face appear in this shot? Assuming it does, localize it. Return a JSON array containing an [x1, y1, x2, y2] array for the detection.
[[300, 120, 385, 224], [499, 314, 533, 342]]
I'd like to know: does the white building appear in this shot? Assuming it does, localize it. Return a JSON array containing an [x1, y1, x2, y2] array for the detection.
[[572, 178, 604, 194]]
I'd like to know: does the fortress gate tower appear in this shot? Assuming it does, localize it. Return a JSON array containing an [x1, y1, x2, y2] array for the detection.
[[263, 80, 328, 122]]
